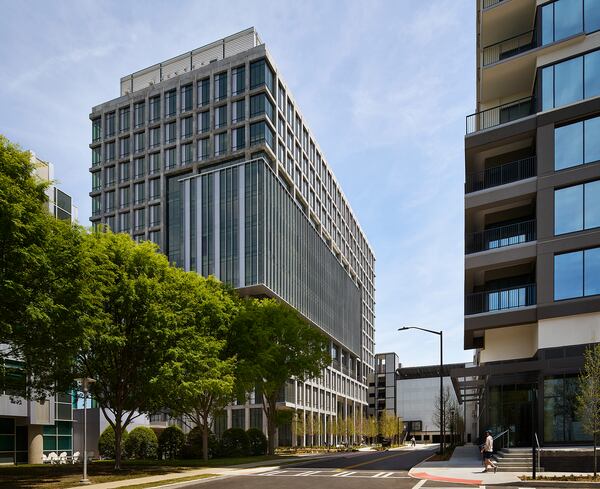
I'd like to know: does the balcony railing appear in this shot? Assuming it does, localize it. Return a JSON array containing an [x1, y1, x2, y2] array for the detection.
[[466, 97, 534, 134], [466, 156, 536, 193], [483, 31, 536, 66], [465, 283, 536, 315], [466, 220, 536, 254], [482, 0, 505, 8]]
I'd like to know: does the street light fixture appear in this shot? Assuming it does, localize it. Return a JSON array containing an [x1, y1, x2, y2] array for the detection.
[[76, 377, 96, 485], [398, 326, 444, 455]]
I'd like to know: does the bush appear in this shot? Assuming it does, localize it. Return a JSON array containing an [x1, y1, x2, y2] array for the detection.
[[98, 426, 128, 459], [220, 428, 250, 457], [158, 425, 185, 459], [124, 426, 158, 459], [184, 426, 221, 459], [246, 428, 267, 456]]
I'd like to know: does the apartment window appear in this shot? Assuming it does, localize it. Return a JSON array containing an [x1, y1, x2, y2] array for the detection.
[[134, 102, 145, 128], [149, 178, 161, 200], [92, 147, 101, 166], [542, 49, 600, 110], [215, 105, 227, 128], [555, 180, 600, 234], [250, 121, 273, 148], [119, 184, 130, 208], [105, 191, 115, 212], [105, 166, 116, 187], [287, 100, 294, 124], [198, 111, 210, 133], [92, 118, 101, 142], [149, 152, 160, 174], [215, 72, 227, 101], [165, 121, 176, 143], [277, 118, 284, 137], [198, 138, 210, 160], [250, 58, 274, 93], [250, 93, 274, 121], [149, 127, 160, 148], [198, 78, 210, 107], [181, 142, 193, 164], [278, 84, 285, 111], [149, 96, 161, 122], [542, 0, 600, 45], [119, 212, 130, 233], [134, 157, 145, 179], [105, 215, 116, 232], [181, 116, 193, 139], [92, 195, 101, 216], [134, 132, 145, 153], [165, 147, 176, 169], [119, 107, 130, 133], [232, 127, 245, 150], [119, 137, 130, 158], [215, 132, 227, 156], [232, 99, 245, 123], [181, 84, 193, 112], [232, 65, 245, 95], [555, 247, 600, 299], [119, 161, 130, 182], [134, 182, 145, 204], [150, 204, 160, 226], [105, 112, 115, 138], [555, 114, 600, 170], [149, 230, 160, 246], [91, 171, 101, 191], [134, 208, 145, 230], [165, 90, 176, 117]]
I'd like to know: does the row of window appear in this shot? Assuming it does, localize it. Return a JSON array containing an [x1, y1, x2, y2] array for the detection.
[[541, 0, 600, 46], [93, 185, 160, 213], [93, 201, 161, 228]]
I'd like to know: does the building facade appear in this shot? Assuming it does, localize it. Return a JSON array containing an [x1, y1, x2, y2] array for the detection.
[[89, 28, 375, 446], [367, 352, 399, 418], [459, 0, 600, 447]]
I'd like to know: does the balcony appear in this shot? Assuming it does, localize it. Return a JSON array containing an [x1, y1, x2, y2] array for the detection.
[[466, 156, 536, 193], [466, 220, 536, 254], [482, 30, 536, 66], [466, 97, 534, 134], [465, 283, 536, 315]]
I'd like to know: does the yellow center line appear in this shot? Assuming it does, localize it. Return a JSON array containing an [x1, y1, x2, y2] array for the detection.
[[342, 451, 408, 470]]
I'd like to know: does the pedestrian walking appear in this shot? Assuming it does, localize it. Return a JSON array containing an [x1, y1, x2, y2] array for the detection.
[[411, 436, 416, 447], [480, 431, 497, 473]]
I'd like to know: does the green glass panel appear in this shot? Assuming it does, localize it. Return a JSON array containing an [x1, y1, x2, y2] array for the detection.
[[57, 421, 71, 435], [57, 436, 72, 450], [0, 435, 14, 451], [43, 435, 56, 451], [43, 425, 56, 436], [56, 403, 72, 420], [0, 418, 14, 435]]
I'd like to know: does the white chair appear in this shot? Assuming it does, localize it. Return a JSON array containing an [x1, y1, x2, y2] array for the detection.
[[72, 451, 80, 464], [58, 452, 67, 464], [42, 454, 48, 464], [48, 452, 58, 464]]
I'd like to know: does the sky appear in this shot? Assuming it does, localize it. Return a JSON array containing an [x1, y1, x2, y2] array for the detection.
[[0, 0, 475, 368]]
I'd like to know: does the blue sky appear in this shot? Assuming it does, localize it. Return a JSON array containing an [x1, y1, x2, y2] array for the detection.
[[0, 0, 475, 367]]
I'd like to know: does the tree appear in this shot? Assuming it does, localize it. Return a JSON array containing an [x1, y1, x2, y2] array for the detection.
[[221, 428, 250, 457], [379, 410, 400, 443], [246, 428, 267, 455], [365, 416, 378, 444], [158, 426, 185, 459], [229, 298, 331, 454], [98, 426, 128, 459], [577, 344, 600, 477], [125, 426, 158, 459]]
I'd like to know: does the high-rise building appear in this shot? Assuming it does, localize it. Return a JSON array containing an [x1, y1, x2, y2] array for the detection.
[[89, 28, 375, 445], [33, 153, 78, 222], [457, 0, 600, 447]]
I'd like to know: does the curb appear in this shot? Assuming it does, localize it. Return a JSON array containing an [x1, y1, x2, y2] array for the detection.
[[510, 481, 600, 488], [410, 470, 482, 486]]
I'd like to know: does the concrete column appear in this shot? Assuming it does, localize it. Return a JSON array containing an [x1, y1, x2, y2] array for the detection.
[[28, 425, 44, 464], [302, 410, 306, 447], [244, 406, 250, 430], [226, 407, 232, 429]]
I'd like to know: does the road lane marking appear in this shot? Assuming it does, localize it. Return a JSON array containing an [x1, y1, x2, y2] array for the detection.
[[381, 472, 393, 477], [342, 450, 412, 469], [411, 479, 427, 489], [296, 470, 320, 476], [372, 472, 386, 478]]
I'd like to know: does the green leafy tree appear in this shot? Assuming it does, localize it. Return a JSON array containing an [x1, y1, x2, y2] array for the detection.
[[229, 298, 331, 454], [158, 426, 185, 459], [98, 426, 128, 459], [221, 428, 250, 457], [365, 416, 378, 444], [577, 344, 600, 477], [125, 426, 158, 459], [379, 410, 400, 444], [246, 428, 267, 455]]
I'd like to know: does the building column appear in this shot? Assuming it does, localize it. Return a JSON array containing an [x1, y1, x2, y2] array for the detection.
[[244, 405, 250, 430], [302, 410, 306, 447], [28, 425, 44, 464], [226, 407, 232, 429]]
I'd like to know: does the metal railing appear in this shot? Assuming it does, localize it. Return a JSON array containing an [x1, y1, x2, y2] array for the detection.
[[466, 219, 536, 254], [494, 428, 511, 450], [466, 97, 535, 134], [483, 0, 505, 8], [466, 283, 536, 315], [483, 30, 536, 66], [466, 156, 536, 193]]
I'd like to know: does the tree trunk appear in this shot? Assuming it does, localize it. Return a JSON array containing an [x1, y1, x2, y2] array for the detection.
[[202, 422, 209, 462], [114, 415, 122, 470], [266, 398, 277, 455], [594, 432, 597, 478]]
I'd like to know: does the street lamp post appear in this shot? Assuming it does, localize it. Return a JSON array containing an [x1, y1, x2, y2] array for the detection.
[[398, 326, 444, 455], [77, 377, 96, 485]]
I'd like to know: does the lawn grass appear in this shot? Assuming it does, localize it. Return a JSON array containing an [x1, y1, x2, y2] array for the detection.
[[521, 474, 600, 482]]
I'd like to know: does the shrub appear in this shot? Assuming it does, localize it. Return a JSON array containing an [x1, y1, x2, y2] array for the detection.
[[158, 425, 185, 459], [220, 428, 250, 457], [124, 426, 158, 459], [246, 428, 267, 456], [98, 426, 128, 459], [184, 426, 220, 459]]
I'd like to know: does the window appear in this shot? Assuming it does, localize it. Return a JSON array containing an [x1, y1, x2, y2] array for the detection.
[[134, 182, 145, 204], [555, 114, 600, 169], [119, 186, 130, 208], [105, 112, 115, 138], [134, 157, 145, 179], [92, 118, 101, 142], [149, 96, 160, 122], [105, 215, 115, 231], [542, 0, 583, 45], [119, 137, 130, 158], [250, 93, 274, 120], [149, 230, 160, 246], [119, 161, 130, 182], [119, 106, 130, 133], [555, 180, 600, 234], [181, 116, 193, 139], [250, 58, 274, 93], [250, 121, 274, 148], [215, 105, 227, 128], [165, 147, 176, 169], [278, 84, 285, 111], [104, 190, 115, 212], [134, 208, 145, 230], [165, 122, 176, 144], [165, 90, 176, 117], [150, 205, 160, 226], [586, 0, 600, 33], [149, 126, 160, 148], [555, 247, 600, 299], [215, 72, 227, 101], [181, 142, 193, 164], [198, 138, 210, 160], [119, 212, 130, 232], [91, 171, 101, 191], [134, 132, 145, 153], [232, 99, 245, 123], [149, 152, 160, 174], [149, 178, 161, 200], [215, 132, 227, 156], [181, 84, 193, 112], [198, 111, 210, 133], [232, 65, 245, 95], [232, 126, 245, 150], [542, 49, 600, 110], [105, 166, 116, 187], [134, 102, 145, 128], [198, 78, 210, 107], [92, 195, 101, 216], [92, 147, 101, 166]]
